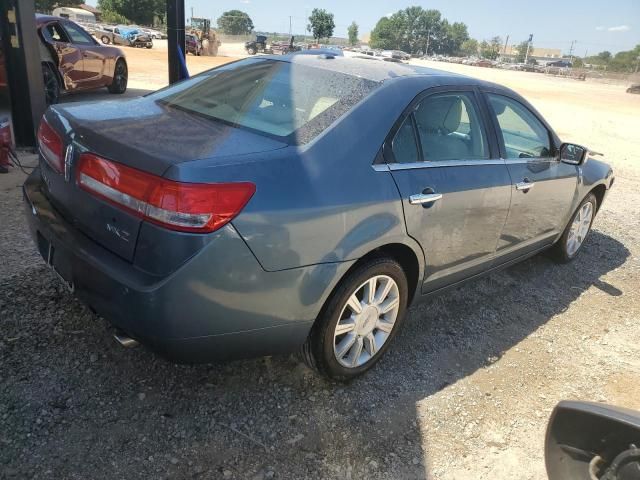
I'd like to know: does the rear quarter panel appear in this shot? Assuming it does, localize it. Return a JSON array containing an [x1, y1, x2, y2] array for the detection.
[[164, 76, 472, 275]]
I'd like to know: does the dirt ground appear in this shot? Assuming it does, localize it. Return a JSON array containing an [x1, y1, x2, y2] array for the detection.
[[1, 49, 639, 479]]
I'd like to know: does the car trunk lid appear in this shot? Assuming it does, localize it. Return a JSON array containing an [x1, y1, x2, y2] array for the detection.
[[40, 100, 285, 262]]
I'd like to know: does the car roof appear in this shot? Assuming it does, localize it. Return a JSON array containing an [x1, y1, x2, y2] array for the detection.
[[35, 14, 63, 24], [265, 54, 473, 84]]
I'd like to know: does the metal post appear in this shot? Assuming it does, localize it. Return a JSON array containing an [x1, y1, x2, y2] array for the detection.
[[524, 34, 533, 65], [0, 0, 46, 147], [166, 0, 186, 85]]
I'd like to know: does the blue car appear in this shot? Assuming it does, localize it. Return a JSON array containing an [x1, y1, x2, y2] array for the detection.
[[24, 56, 614, 379]]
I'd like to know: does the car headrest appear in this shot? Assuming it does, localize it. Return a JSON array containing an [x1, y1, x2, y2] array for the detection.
[[417, 96, 462, 134]]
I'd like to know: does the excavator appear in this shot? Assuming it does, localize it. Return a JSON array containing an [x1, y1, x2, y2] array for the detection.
[[187, 17, 220, 56]]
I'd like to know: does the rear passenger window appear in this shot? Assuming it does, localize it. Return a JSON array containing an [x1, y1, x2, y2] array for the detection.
[[392, 117, 419, 164], [487, 94, 552, 159], [413, 92, 489, 161]]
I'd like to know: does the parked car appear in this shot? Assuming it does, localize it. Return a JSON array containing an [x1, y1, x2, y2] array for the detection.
[[185, 33, 201, 55], [25, 56, 614, 379], [627, 83, 640, 94], [96, 25, 152, 49], [141, 28, 166, 40], [36, 14, 128, 104]]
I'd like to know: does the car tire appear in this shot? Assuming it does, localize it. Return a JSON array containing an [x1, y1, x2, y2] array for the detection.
[[42, 63, 60, 105], [107, 59, 128, 94], [550, 193, 597, 263], [301, 257, 409, 380], [146, 43, 153, 49], [247, 47, 256, 55], [101, 35, 110, 44]]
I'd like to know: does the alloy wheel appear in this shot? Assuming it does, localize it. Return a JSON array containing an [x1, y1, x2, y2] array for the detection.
[[566, 201, 594, 256], [113, 61, 127, 92], [333, 275, 400, 368]]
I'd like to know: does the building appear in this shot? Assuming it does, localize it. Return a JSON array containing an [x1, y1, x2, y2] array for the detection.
[[79, 3, 101, 22], [499, 45, 564, 65], [51, 6, 96, 23]]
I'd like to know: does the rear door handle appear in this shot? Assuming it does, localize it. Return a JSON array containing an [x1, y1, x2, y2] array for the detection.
[[515, 181, 535, 191], [409, 193, 443, 205]]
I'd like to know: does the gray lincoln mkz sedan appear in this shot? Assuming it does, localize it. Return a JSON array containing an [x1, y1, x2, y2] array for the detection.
[[24, 56, 614, 379]]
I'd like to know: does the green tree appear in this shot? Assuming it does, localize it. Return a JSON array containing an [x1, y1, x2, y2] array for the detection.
[[35, 0, 81, 14], [370, 7, 468, 55], [597, 51, 612, 61], [480, 36, 502, 60], [460, 38, 479, 56], [217, 10, 254, 35], [308, 9, 335, 42], [347, 21, 359, 46], [514, 40, 533, 63], [100, 9, 130, 24], [97, 0, 164, 25]]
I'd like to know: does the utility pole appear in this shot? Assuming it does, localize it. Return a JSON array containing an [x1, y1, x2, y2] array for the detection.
[[524, 33, 533, 64], [191, 7, 194, 23], [425, 29, 430, 56], [503, 35, 509, 54], [568, 39, 576, 63], [289, 16, 292, 36]]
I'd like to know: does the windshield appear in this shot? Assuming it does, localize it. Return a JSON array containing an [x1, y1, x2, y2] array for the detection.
[[149, 58, 380, 144]]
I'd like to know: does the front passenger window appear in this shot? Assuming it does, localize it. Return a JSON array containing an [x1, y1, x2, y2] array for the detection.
[[487, 94, 552, 159]]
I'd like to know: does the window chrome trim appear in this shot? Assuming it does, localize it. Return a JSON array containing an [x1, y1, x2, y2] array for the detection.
[[385, 159, 506, 171], [372, 164, 390, 172]]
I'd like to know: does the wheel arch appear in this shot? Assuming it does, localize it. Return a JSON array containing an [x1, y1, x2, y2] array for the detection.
[[41, 61, 64, 91], [321, 241, 424, 318], [589, 183, 608, 213]]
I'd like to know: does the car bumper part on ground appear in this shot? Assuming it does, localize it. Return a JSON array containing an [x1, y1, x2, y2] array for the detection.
[[23, 167, 350, 362]]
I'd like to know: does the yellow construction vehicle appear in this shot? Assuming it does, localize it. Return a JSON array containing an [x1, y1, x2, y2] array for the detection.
[[188, 17, 220, 56]]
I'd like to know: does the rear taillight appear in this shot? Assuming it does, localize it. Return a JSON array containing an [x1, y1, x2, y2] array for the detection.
[[37, 117, 64, 173], [76, 153, 256, 233]]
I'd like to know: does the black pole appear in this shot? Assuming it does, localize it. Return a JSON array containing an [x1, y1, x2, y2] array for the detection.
[[0, 0, 46, 147], [166, 0, 186, 84]]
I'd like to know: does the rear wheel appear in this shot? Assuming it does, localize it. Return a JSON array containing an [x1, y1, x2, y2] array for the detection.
[[247, 46, 256, 55], [108, 59, 127, 94], [301, 257, 408, 380], [550, 193, 597, 263], [42, 63, 60, 105], [100, 35, 110, 44]]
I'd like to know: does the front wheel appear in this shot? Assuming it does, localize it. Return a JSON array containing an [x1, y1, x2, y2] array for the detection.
[[550, 193, 597, 263], [100, 35, 110, 44], [42, 63, 60, 105], [107, 59, 127, 94], [301, 257, 408, 380], [247, 47, 256, 55]]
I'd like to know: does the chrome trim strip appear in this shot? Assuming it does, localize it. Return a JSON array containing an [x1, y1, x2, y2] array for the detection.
[[63, 144, 74, 182], [371, 164, 390, 172], [387, 159, 505, 171]]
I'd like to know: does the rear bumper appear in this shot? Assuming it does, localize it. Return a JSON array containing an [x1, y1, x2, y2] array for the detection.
[[23, 168, 348, 362]]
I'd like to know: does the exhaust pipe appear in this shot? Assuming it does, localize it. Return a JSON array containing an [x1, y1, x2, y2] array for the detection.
[[113, 331, 139, 348]]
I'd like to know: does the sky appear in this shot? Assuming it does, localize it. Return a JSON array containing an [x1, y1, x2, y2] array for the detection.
[[87, 0, 639, 54]]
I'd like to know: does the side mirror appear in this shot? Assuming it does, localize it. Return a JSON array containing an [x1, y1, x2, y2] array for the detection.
[[560, 142, 587, 165], [546, 401, 640, 480]]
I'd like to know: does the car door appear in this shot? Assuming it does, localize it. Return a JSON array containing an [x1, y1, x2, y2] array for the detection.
[[61, 20, 107, 88], [483, 92, 578, 262], [40, 21, 85, 88], [385, 88, 512, 293]]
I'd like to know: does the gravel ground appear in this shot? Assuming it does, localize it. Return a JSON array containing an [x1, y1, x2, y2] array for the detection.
[[2, 70, 640, 479]]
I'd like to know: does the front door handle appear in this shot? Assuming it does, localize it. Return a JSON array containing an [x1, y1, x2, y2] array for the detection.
[[515, 181, 535, 191], [409, 192, 443, 205]]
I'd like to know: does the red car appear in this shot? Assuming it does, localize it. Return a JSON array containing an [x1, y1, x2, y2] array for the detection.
[[36, 14, 128, 104]]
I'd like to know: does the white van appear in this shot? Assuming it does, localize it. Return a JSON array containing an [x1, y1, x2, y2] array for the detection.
[[51, 7, 96, 24]]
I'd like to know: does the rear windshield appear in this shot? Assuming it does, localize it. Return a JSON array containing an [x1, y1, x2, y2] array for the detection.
[[149, 58, 380, 144]]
